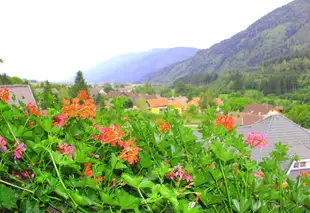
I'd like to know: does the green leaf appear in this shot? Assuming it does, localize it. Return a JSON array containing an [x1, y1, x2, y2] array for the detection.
[[211, 141, 235, 162], [21, 200, 42, 213], [117, 189, 140, 209], [0, 184, 19, 210], [139, 153, 154, 168], [100, 192, 118, 205], [122, 173, 143, 188], [111, 153, 127, 169], [138, 180, 154, 189]]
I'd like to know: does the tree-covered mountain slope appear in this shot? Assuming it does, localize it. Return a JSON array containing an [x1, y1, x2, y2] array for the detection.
[[148, 0, 310, 83]]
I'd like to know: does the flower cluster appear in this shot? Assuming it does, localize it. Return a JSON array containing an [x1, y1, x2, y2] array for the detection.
[[12, 170, 35, 179], [92, 124, 125, 148], [52, 114, 67, 128], [92, 124, 140, 164], [243, 132, 269, 149], [83, 163, 103, 183], [0, 136, 7, 151], [25, 103, 40, 117], [253, 171, 264, 180], [0, 88, 9, 103], [166, 165, 193, 183], [154, 120, 170, 132], [119, 139, 140, 164], [300, 171, 310, 178], [13, 142, 26, 163], [215, 115, 234, 130], [62, 90, 96, 119], [57, 142, 74, 158]]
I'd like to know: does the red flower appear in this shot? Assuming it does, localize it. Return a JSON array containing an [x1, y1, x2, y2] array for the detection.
[[155, 120, 170, 132], [61, 91, 96, 119], [78, 90, 88, 101], [27, 103, 40, 117], [83, 163, 93, 178], [92, 124, 125, 148], [215, 115, 234, 130], [0, 88, 9, 102], [300, 171, 310, 178], [119, 139, 140, 164]]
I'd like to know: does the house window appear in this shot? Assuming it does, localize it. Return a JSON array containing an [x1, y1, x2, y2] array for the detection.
[[294, 161, 307, 168]]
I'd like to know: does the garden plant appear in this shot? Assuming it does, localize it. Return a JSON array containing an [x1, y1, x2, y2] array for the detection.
[[0, 89, 309, 212]]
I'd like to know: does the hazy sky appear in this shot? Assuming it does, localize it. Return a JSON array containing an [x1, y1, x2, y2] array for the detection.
[[0, 0, 293, 82]]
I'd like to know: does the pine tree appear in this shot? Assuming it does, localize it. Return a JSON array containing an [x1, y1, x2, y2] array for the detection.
[[71, 71, 88, 97]]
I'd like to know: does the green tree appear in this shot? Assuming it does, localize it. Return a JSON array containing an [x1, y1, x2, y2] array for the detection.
[[71, 71, 88, 97], [187, 104, 198, 115], [0, 73, 11, 85], [286, 104, 310, 128], [0, 58, 3, 63], [103, 83, 113, 93], [135, 98, 148, 110], [199, 91, 216, 109]]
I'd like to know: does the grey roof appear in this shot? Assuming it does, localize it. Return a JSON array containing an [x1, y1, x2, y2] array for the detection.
[[237, 115, 310, 170], [0, 85, 37, 106], [89, 88, 106, 97]]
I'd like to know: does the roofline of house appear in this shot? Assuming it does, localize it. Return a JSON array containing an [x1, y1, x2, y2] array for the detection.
[[239, 114, 310, 135]]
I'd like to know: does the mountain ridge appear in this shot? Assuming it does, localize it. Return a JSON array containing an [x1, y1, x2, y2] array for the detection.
[[147, 0, 310, 83], [84, 47, 199, 83]]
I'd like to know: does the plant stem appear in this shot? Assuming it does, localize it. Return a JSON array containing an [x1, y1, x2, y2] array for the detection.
[[47, 149, 78, 208], [137, 188, 153, 212], [0, 179, 34, 193], [219, 161, 233, 213]]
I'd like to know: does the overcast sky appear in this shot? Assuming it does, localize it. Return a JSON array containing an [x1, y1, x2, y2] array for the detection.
[[0, 0, 293, 82]]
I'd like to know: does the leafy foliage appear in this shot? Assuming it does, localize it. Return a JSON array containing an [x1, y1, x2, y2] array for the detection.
[[0, 89, 309, 212]]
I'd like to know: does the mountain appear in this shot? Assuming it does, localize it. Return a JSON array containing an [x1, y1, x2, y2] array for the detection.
[[148, 0, 310, 83], [84, 47, 199, 83]]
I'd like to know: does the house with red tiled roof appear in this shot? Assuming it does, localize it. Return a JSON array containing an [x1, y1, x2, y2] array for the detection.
[[184, 97, 200, 111], [242, 103, 281, 116], [167, 100, 183, 114], [146, 98, 168, 114]]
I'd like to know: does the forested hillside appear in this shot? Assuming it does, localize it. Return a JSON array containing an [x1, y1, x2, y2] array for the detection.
[[149, 0, 310, 83]]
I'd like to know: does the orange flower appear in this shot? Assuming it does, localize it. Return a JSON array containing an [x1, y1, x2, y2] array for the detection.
[[93, 125, 125, 147], [119, 139, 140, 164], [61, 91, 96, 119], [300, 171, 310, 178], [27, 103, 40, 117], [155, 120, 170, 132], [215, 115, 234, 130], [78, 90, 88, 101], [83, 163, 93, 178], [0, 88, 9, 103], [95, 176, 103, 184], [63, 100, 70, 105]]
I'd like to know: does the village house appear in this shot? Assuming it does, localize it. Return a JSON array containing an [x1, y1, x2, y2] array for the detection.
[[167, 100, 183, 114], [237, 114, 310, 178], [242, 103, 281, 116], [230, 112, 265, 126], [146, 98, 168, 114], [0, 85, 37, 107], [117, 87, 132, 93], [231, 103, 281, 126], [89, 88, 106, 99], [183, 97, 200, 111]]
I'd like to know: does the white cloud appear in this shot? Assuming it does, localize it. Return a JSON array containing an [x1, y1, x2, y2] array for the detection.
[[0, 0, 293, 81]]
